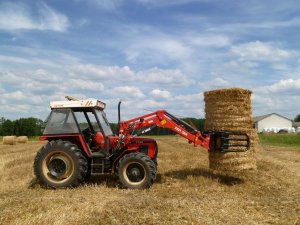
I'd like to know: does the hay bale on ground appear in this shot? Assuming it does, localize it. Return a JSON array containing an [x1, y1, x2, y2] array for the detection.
[[17, 136, 29, 143], [3, 136, 17, 145], [204, 88, 257, 172]]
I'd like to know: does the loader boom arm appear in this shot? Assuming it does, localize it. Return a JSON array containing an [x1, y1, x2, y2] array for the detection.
[[119, 110, 211, 150]]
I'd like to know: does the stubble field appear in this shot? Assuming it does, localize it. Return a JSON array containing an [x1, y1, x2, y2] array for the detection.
[[0, 136, 299, 225]]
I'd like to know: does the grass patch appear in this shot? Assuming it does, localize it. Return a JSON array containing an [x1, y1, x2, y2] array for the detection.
[[28, 136, 39, 141], [259, 133, 300, 147]]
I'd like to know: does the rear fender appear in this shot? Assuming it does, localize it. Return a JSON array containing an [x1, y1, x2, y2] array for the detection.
[[39, 134, 91, 157]]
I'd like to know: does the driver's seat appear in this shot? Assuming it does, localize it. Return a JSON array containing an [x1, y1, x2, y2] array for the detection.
[[93, 132, 105, 150]]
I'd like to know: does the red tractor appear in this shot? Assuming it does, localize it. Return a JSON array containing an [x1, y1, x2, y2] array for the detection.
[[34, 97, 249, 189]]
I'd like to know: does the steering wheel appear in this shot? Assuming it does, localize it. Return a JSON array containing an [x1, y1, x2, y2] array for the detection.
[[82, 127, 93, 145]]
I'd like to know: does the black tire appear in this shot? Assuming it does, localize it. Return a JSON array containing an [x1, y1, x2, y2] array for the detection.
[[152, 146, 158, 168], [33, 140, 88, 188], [116, 152, 156, 189], [152, 158, 158, 169]]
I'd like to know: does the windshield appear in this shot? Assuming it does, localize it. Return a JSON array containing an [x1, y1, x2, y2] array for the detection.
[[74, 111, 101, 133], [43, 109, 79, 134], [95, 110, 113, 136]]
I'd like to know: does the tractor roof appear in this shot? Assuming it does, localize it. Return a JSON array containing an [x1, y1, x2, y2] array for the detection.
[[50, 99, 106, 109]]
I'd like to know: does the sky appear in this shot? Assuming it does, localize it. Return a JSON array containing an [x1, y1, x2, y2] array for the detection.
[[0, 0, 300, 122]]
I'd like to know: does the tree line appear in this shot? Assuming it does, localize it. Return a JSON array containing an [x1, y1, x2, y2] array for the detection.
[[0, 117, 43, 137], [1, 114, 299, 137], [0, 116, 204, 137]]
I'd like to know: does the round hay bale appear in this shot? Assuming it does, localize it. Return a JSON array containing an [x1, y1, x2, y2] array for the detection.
[[204, 88, 257, 172], [17, 136, 29, 143], [3, 136, 17, 145]]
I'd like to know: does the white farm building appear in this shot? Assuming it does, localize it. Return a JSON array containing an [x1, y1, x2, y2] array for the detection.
[[253, 113, 292, 133]]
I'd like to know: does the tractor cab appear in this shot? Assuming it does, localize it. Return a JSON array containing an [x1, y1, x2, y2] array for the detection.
[[41, 98, 113, 156]]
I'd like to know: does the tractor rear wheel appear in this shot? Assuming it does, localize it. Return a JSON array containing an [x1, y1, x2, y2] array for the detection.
[[33, 140, 87, 188], [116, 152, 156, 189]]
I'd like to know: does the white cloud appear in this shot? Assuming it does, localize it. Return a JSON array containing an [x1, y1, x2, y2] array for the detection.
[[71, 64, 192, 87], [1, 104, 32, 115], [89, 0, 123, 10], [76, 18, 90, 27], [209, 60, 258, 79], [1, 91, 26, 101], [131, 99, 165, 110], [125, 35, 192, 62], [137, 68, 192, 86], [252, 79, 300, 117], [187, 34, 231, 48], [0, 71, 26, 85], [0, 55, 61, 68], [261, 79, 300, 93], [170, 92, 204, 117], [69, 79, 105, 91], [198, 78, 231, 91], [251, 92, 300, 119], [0, 2, 69, 32], [252, 94, 277, 108], [231, 41, 292, 61], [38, 3, 69, 32], [31, 69, 60, 82], [150, 89, 171, 99], [271, 63, 290, 71], [254, 17, 300, 29], [173, 92, 203, 103], [111, 86, 145, 99], [0, 91, 45, 107], [209, 17, 300, 32], [0, 55, 32, 64], [136, 0, 204, 7], [71, 64, 135, 80], [222, 60, 258, 72]]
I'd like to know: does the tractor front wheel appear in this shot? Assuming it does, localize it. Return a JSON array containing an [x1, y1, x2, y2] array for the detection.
[[116, 152, 156, 189], [33, 140, 88, 188]]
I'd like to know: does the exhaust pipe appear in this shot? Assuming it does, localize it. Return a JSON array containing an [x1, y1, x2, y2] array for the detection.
[[118, 101, 122, 133]]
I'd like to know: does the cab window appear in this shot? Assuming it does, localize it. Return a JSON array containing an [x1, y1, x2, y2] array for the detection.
[[43, 109, 79, 134]]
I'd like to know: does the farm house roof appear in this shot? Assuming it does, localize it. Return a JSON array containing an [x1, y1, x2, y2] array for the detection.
[[253, 113, 292, 123]]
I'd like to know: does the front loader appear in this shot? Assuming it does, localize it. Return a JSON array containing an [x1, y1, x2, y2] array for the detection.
[[33, 97, 249, 189]]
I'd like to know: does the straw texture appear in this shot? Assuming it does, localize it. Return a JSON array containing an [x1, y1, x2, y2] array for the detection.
[[3, 136, 17, 145], [204, 88, 257, 172], [17, 136, 29, 143]]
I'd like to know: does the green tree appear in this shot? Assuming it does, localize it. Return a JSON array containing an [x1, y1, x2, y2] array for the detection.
[[295, 114, 300, 122], [110, 123, 119, 134], [15, 118, 43, 136], [2, 119, 14, 135], [0, 117, 6, 136], [182, 118, 205, 131]]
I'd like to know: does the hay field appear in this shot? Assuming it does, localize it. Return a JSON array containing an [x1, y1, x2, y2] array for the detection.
[[0, 137, 299, 225]]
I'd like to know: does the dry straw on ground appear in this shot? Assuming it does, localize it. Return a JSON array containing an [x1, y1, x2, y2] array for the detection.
[[0, 137, 299, 225], [17, 136, 29, 144], [204, 88, 257, 172], [2, 136, 17, 145]]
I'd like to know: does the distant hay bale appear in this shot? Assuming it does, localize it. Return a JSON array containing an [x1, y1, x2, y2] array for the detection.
[[204, 88, 257, 172], [17, 136, 29, 143], [3, 136, 17, 145]]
